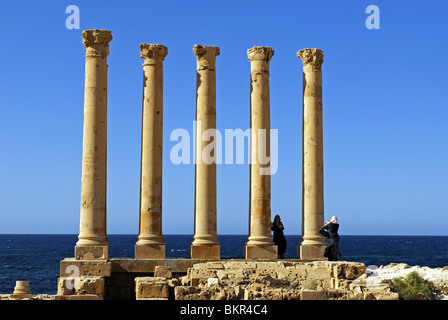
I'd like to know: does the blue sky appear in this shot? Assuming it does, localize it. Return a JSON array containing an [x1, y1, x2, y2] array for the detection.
[[0, 0, 447, 236]]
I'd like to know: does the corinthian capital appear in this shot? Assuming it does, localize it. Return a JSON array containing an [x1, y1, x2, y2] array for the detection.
[[140, 44, 168, 63], [297, 48, 324, 71], [82, 29, 112, 57], [247, 46, 274, 62], [193, 45, 220, 71]]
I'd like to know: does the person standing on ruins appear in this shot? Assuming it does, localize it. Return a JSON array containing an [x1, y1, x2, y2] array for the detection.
[[320, 216, 341, 261], [271, 215, 287, 259]]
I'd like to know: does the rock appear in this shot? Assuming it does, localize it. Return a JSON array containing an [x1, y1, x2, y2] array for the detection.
[[154, 265, 172, 278], [207, 278, 219, 286], [300, 289, 328, 300], [135, 277, 170, 300], [57, 275, 105, 299], [172, 260, 375, 300], [364, 263, 448, 300]]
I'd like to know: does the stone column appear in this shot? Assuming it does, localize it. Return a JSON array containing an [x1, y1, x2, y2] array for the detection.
[[190, 44, 220, 259], [297, 48, 326, 259], [75, 29, 112, 260], [135, 44, 168, 259], [245, 46, 277, 259]]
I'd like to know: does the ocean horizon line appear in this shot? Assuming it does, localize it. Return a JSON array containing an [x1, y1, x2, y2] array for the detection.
[[1, 233, 447, 237]]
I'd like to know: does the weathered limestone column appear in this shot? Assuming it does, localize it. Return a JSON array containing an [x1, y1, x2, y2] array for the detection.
[[190, 44, 220, 259], [297, 48, 326, 259], [135, 44, 168, 259], [75, 29, 112, 260], [245, 46, 278, 259]]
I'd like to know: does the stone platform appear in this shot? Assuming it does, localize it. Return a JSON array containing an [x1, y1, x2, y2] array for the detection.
[[58, 258, 211, 299], [55, 258, 393, 300]]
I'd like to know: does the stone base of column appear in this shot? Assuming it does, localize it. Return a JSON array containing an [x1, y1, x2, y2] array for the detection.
[[190, 244, 220, 260], [245, 244, 278, 259], [297, 244, 326, 260], [135, 244, 166, 259], [75, 245, 108, 260]]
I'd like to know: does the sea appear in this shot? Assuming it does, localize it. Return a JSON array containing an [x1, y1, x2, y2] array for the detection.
[[1, 234, 448, 295]]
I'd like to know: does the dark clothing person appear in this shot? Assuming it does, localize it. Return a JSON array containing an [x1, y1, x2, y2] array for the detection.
[[319, 229, 330, 238], [271, 215, 287, 259], [320, 218, 341, 261]]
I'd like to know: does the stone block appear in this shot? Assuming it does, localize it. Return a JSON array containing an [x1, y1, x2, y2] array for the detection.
[[207, 278, 219, 286], [154, 265, 172, 278], [224, 261, 257, 270], [57, 278, 75, 296], [135, 244, 165, 259], [300, 289, 328, 300], [81, 261, 111, 276], [342, 262, 367, 279], [109, 258, 200, 274], [245, 245, 277, 260], [135, 277, 170, 300], [60, 258, 111, 277], [188, 267, 218, 286], [205, 261, 225, 269], [306, 265, 331, 281], [10, 293, 33, 300], [190, 244, 220, 260], [298, 244, 325, 260], [57, 276, 105, 299], [364, 288, 399, 300], [75, 245, 108, 260], [174, 286, 202, 300], [78, 276, 105, 298]]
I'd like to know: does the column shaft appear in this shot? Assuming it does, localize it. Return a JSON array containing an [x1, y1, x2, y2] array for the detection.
[[297, 48, 326, 259], [245, 46, 277, 259], [190, 45, 220, 259], [135, 44, 168, 259], [75, 29, 112, 260]]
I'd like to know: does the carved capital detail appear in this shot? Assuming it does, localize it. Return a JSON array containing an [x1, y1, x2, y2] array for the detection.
[[297, 48, 324, 71], [193, 45, 220, 71], [82, 29, 112, 58], [140, 44, 168, 63], [247, 46, 274, 62]]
